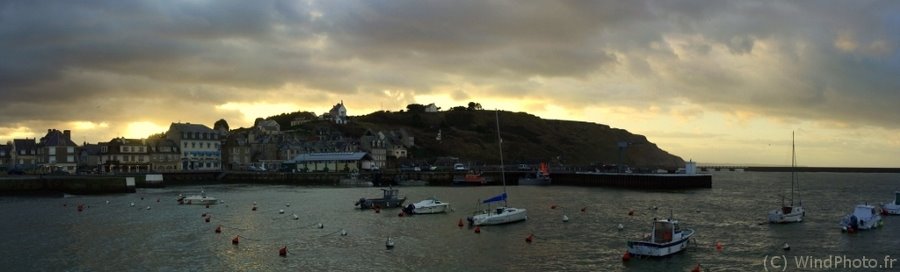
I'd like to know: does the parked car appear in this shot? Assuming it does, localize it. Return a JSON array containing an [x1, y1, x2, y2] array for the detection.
[[453, 163, 467, 171], [517, 164, 531, 171], [7, 169, 25, 175]]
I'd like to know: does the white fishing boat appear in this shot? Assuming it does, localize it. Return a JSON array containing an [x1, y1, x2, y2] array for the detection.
[[626, 217, 695, 257], [466, 110, 528, 226], [840, 204, 884, 232], [767, 132, 804, 224], [881, 191, 900, 215], [178, 190, 218, 205], [403, 197, 451, 214]]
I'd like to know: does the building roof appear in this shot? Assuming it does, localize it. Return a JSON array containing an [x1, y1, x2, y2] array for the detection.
[[13, 139, 37, 151], [79, 144, 101, 155], [289, 152, 370, 162], [39, 129, 77, 147], [168, 123, 216, 133]]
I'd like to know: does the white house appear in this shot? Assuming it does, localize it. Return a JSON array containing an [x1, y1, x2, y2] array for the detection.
[[166, 122, 222, 171], [329, 101, 348, 124], [425, 103, 440, 112]]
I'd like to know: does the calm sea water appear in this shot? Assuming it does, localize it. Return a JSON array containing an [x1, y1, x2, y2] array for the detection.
[[1, 172, 899, 271]]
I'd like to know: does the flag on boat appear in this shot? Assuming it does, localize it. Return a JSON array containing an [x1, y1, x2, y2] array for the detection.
[[482, 192, 507, 203]]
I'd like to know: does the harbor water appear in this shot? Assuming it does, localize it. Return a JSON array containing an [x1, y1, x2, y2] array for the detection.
[[2, 171, 899, 271]]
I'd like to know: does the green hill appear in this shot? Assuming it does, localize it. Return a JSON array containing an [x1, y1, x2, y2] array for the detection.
[[272, 108, 684, 170]]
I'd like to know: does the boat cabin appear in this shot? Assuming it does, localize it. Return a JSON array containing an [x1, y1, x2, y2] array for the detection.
[[651, 219, 681, 244], [853, 205, 877, 218], [382, 188, 401, 199], [895, 191, 900, 205]]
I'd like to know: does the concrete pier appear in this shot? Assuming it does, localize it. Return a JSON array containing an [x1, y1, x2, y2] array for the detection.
[[0, 176, 135, 195]]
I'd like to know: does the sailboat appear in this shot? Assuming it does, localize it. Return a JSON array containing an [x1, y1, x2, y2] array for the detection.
[[767, 132, 805, 223], [467, 110, 528, 226]]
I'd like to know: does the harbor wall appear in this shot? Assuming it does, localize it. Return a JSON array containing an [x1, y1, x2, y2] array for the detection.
[[551, 173, 712, 189], [0, 176, 134, 195]]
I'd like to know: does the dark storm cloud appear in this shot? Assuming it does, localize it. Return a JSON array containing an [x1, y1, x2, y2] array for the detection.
[[1, 0, 899, 142]]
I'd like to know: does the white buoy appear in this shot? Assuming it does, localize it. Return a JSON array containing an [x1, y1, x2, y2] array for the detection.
[[130, 202, 135, 207], [562, 215, 570, 222], [286, 202, 291, 207], [146, 206, 151, 210], [253, 201, 257, 205], [617, 224, 624, 231], [385, 237, 395, 249], [279, 209, 285, 214], [783, 242, 790, 251], [317, 223, 324, 229], [292, 213, 299, 220], [340, 229, 348, 236], [106, 200, 110, 205]]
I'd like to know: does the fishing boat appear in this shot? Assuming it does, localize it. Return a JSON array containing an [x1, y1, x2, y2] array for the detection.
[[178, 190, 218, 205], [466, 110, 528, 226], [355, 187, 407, 209], [881, 191, 900, 215], [767, 132, 805, 224], [518, 162, 551, 186], [403, 197, 451, 214], [840, 204, 884, 232], [626, 216, 695, 257], [452, 170, 489, 185]]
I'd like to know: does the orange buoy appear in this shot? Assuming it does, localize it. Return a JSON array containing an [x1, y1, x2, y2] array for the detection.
[[156, 198, 160, 203], [622, 251, 632, 262], [581, 207, 586, 212], [375, 208, 381, 214], [252, 206, 257, 211], [279, 246, 287, 257], [77, 204, 84, 212], [205, 204, 209, 208], [215, 226, 221, 233], [398, 212, 405, 217], [232, 236, 239, 245], [715, 242, 723, 252], [63, 203, 67, 207], [691, 263, 702, 272], [628, 209, 634, 216], [202, 213, 207, 217], [474, 226, 481, 234], [550, 205, 558, 209], [525, 234, 534, 243], [205, 216, 210, 223], [457, 219, 464, 228]]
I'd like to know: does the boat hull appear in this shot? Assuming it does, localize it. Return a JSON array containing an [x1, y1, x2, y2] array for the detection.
[[768, 206, 804, 223], [883, 203, 900, 215], [414, 204, 451, 214], [469, 208, 527, 226], [627, 230, 694, 257], [183, 197, 218, 205], [358, 198, 407, 209]]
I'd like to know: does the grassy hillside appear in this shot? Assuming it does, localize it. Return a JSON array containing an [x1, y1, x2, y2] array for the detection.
[[302, 109, 685, 170]]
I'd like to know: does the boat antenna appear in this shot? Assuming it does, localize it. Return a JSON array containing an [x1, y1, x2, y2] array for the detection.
[[495, 109, 508, 206]]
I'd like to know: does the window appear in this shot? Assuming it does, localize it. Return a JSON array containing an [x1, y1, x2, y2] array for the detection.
[[67, 155, 74, 162], [183, 142, 188, 148], [67, 146, 74, 153], [49, 148, 56, 155], [192, 142, 196, 148], [206, 142, 210, 149], [183, 132, 188, 139], [49, 157, 56, 163]]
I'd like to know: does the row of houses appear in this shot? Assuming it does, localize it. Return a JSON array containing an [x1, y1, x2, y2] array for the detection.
[[2, 122, 413, 175]]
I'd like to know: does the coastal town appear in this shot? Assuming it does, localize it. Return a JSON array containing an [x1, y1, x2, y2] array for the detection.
[[1, 101, 428, 175]]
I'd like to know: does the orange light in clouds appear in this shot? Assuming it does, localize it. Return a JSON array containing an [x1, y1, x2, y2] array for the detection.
[[125, 121, 166, 139]]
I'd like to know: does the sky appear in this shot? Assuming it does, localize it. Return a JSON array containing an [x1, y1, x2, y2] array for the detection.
[[1, 0, 899, 167]]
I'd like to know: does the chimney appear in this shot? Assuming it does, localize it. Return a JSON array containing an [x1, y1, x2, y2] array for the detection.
[[64, 130, 71, 140]]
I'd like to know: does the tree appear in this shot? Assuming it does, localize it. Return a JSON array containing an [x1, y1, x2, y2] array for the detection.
[[467, 102, 483, 111], [406, 103, 426, 113]]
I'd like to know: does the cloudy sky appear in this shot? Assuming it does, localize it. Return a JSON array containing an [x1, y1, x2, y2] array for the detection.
[[2, 0, 898, 167]]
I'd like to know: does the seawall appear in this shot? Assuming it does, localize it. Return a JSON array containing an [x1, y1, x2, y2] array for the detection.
[[0, 176, 134, 195]]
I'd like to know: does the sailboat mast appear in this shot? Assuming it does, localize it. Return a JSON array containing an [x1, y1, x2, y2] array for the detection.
[[495, 110, 508, 205], [791, 131, 795, 206]]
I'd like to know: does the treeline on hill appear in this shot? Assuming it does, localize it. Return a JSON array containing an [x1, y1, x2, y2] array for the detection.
[[264, 103, 684, 170]]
